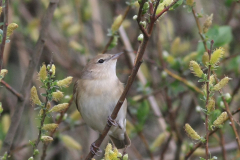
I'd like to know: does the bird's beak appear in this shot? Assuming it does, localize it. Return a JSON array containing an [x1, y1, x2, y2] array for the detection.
[[111, 52, 123, 60]]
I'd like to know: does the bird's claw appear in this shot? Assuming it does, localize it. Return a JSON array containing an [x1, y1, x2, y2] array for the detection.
[[90, 142, 102, 156], [107, 116, 118, 127]]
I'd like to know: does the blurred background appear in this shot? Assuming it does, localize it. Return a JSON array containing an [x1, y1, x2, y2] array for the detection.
[[0, 0, 240, 159]]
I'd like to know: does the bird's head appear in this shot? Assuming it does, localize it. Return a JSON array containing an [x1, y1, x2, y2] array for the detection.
[[81, 52, 123, 80]]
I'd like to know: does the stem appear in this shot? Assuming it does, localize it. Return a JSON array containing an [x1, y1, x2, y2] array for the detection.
[[219, 130, 227, 160], [0, 0, 8, 71], [1, 80, 24, 101]]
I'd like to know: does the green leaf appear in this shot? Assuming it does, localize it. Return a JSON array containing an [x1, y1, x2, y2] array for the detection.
[[136, 100, 149, 124], [170, 0, 183, 10]]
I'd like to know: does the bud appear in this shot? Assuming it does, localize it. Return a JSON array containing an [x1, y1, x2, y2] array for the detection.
[[61, 135, 82, 150], [0, 69, 8, 79], [140, 21, 146, 28], [123, 154, 128, 160], [203, 14, 213, 33], [7, 23, 18, 37], [52, 91, 64, 102], [108, 149, 118, 159], [111, 15, 123, 33], [70, 110, 81, 121], [212, 77, 231, 91], [219, 101, 225, 108], [185, 123, 201, 140], [117, 152, 122, 157], [224, 93, 232, 103], [39, 102, 51, 116], [42, 123, 58, 132], [0, 102, 3, 114], [142, 2, 149, 14], [202, 75, 215, 94], [38, 64, 47, 81], [28, 157, 34, 160], [133, 15, 138, 20], [33, 149, 39, 156], [41, 136, 53, 143], [138, 34, 143, 42], [213, 112, 228, 126], [57, 76, 73, 88], [161, 71, 168, 79], [206, 98, 215, 112], [150, 132, 167, 151], [186, 0, 194, 6], [210, 47, 224, 66], [189, 61, 204, 78], [30, 86, 42, 106], [49, 103, 68, 112], [202, 52, 209, 66]]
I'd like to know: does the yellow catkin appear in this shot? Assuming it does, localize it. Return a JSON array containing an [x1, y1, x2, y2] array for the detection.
[[189, 61, 204, 78], [70, 110, 82, 121], [38, 64, 47, 81], [57, 76, 73, 88], [150, 132, 167, 151], [7, 23, 18, 36], [51, 64, 56, 76], [202, 52, 209, 66], [41, 136, 53, 143], [104, 143, 119, 160], [42, 123, 58, 132], [39, 102, 51, 116], [213, 112, 228, 126], [2, 114, 10, 134], [111, 15, 123, 33], [49, 103, 68, 112], [210, 47, 224, 66], [69, 41, 83, 52], [183, 52, 198, 65], [0, 7, 2, 16], [31, 86, 42, 106], [186, 0, 194, 6], [156, 0, 173, 15], [171, 37, 181, 55], [185, 123, 201, 140], [203, 14, 213, 33], [52, 91, 64, 102], [0, 69, 8, 78], [0, 102, 3, 113], [212, 77, 231, 91], [61, 135, 82, 150], [206, 98, 215, 112]]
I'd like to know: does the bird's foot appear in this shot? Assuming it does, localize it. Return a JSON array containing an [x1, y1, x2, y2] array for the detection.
[[90, 142, 102, 156], [107, 116, 118, 127]]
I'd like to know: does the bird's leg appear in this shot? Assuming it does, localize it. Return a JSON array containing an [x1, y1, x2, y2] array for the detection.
[[90, 141, 102, 156], [107, 116, 118, 127]]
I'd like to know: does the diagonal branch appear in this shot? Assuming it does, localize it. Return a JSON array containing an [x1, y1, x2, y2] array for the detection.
[[0, 0, 59, 155], [1, 80, 24, 101]]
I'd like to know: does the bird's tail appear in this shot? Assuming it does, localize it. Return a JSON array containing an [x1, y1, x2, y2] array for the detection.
[[109, 132, 131, 149]]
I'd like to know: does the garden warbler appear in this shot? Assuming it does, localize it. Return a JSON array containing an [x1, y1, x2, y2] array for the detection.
[[74, 52, 130, 152]]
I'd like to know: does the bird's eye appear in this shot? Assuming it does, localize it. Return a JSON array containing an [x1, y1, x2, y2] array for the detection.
[[98, 59, 104, 63]]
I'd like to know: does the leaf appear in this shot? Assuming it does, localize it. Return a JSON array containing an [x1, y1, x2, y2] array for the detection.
[[136, 100, 149, 124], [170, 0, 183, 10]]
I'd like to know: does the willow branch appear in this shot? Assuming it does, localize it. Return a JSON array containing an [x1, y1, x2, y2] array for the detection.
[[0, 0, 59, 155], [185, 107, 240, 159]]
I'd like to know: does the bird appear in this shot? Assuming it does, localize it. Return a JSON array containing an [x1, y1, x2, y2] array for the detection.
[[73, 52, 131, 154]]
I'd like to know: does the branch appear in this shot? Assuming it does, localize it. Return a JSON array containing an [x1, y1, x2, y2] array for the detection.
[[1, 80, 24, 101], [136, 0, 149, 38], [0, 0, 8, 71], [185, 107, 240, 159], [40, 96, 74, 160], [0, 0, 59, 155]]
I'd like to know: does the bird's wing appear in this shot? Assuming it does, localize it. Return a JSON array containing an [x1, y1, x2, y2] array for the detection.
[[73, 80, 80, 112]]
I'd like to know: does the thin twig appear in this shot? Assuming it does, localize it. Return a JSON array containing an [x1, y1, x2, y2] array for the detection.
[[219, 130, 227, 160], [0, 0, 59, 155], [40, 96, 74, 160], [1, 80, 24, 101], [0, 0, 8, 71], [185, 107, 240, 159]]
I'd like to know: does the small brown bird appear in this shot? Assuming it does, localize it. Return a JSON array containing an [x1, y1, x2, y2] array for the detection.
[[73, 53, 130, 153]]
